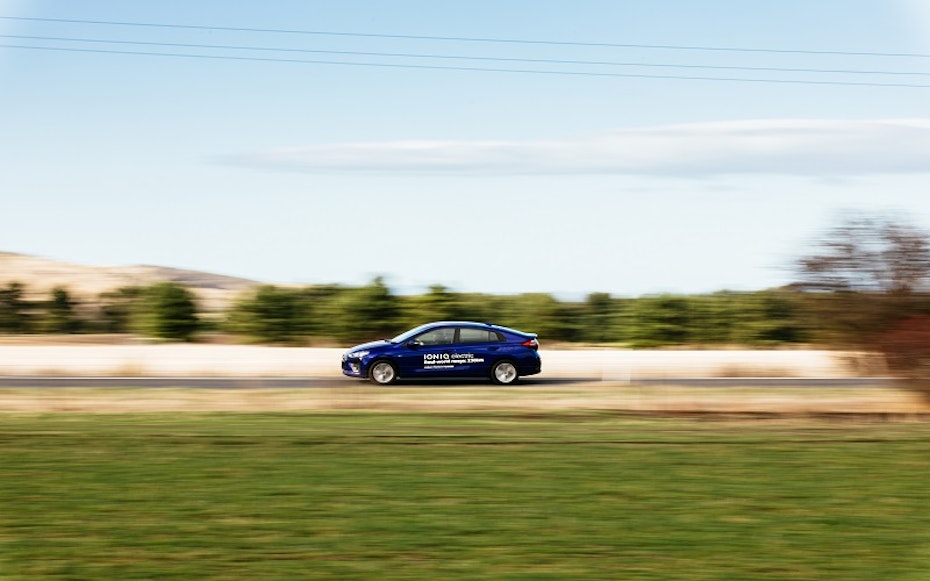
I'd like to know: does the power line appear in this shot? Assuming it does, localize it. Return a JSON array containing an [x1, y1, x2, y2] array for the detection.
[[4, 43, 930, 88], [2, 15, 929, 59], [4, 34, 929, 78]]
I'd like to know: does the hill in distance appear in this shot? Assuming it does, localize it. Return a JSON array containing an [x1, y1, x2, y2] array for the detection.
[[0, 251, 262, 311]]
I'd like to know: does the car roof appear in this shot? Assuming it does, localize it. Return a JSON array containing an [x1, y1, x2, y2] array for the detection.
[[424, 321, 497, 329], [422, 321, 532, 335]]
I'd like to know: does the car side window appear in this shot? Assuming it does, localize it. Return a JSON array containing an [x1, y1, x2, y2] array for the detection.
[[416, 328, 455, 346], [457, 328, 502, 344]]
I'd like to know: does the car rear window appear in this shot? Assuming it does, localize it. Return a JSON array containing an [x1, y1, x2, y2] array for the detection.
[[458, 328, 503, 344]]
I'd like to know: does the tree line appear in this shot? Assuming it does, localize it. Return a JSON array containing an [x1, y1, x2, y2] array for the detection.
[[0, 277, 815, 347], [4, 213, 930, 358], [0, 282, 199, 341]]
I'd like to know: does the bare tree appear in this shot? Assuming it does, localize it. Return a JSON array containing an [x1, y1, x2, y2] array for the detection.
[[796, 212, 930, 397], [796, 212, 930, 294]]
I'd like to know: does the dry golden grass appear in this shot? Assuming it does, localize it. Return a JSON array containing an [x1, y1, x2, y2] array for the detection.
[[0, 382, 924, 415]]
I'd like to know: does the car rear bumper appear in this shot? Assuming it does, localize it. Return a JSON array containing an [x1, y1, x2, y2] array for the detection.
[[519, 355, 542, 376]]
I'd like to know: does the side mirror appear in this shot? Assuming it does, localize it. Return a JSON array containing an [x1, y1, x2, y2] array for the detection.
[[407, 340, 422, 349]]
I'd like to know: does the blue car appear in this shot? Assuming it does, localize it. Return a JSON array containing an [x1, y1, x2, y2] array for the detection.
[[342, 321, 542, 385]]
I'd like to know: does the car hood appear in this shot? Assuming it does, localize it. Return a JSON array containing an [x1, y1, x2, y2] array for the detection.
[[346, 340, 392, 353]]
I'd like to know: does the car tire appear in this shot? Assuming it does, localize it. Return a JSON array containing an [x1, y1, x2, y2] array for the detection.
[[491, 360, 519, 385], [368, 360, 397, 385]]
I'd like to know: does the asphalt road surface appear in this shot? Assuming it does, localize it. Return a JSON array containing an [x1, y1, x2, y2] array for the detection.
[[0, 376, 894, 389]]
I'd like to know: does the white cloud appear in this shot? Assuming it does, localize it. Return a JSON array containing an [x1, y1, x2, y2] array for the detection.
[[230, 119, 930, 177]]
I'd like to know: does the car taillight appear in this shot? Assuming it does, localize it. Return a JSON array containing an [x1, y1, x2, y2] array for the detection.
[[522, 338, 539, 350]]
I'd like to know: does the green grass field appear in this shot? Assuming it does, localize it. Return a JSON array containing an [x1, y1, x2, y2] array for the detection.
[[2, 412, 930, 579]]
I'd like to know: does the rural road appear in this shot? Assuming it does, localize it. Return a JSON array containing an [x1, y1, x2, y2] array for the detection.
[[0, 376, 895, 389], [0, 346, 873, 379]]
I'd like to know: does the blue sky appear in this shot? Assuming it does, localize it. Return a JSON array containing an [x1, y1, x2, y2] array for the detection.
[[2, 1, 930, 298]]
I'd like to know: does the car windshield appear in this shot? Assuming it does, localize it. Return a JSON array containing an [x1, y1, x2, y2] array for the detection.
[[389, 324, 435, 344]]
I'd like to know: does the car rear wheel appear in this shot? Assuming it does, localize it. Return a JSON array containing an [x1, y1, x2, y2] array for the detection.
[[491, 360, 518, 385], [369, 361, 397, 385]]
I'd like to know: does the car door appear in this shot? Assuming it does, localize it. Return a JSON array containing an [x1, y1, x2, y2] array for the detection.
[[394, 326, 458, 377], [452, 327, 501, 377]]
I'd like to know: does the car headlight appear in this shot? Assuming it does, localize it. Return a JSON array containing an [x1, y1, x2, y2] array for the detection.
[[348, 350, 370, 359]]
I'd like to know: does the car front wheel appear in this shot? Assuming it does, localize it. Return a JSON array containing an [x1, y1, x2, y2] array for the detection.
[[491, 360, 518, 385], [369, 361, 397, 385]]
